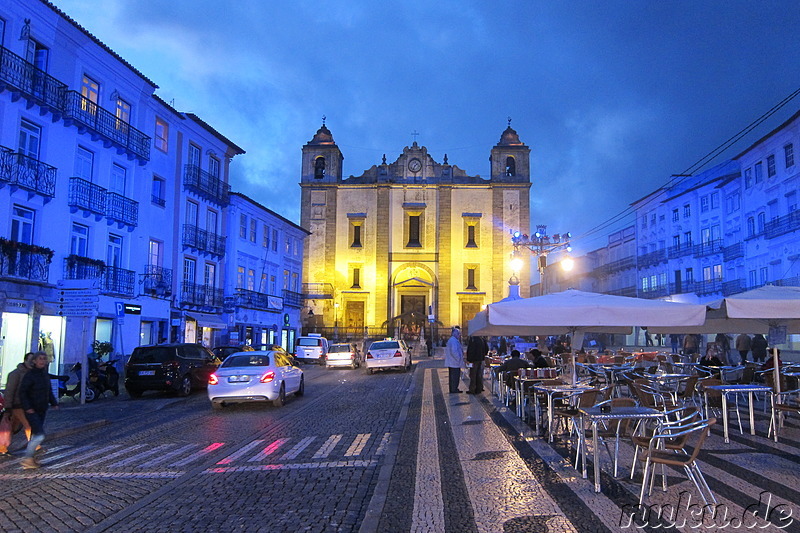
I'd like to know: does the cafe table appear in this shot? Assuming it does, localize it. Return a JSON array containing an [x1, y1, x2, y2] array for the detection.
[[645, 373, 692, 403], [533, 382, 594, 442], [578, 405, 664, 492], [703, 383, 773, 443]]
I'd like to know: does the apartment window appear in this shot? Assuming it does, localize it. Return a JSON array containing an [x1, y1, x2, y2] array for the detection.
[[70, 223, 89, 256], [650, 274, 657, 288], [659, 214, 665, 221], [291, 272, 299, 291], [787, 191, 797, 212], [107, 233, 123, 268], [154, 118, 168, 152], [744, 167, 752, 188], [25, 38, 49, 72], [110, 164, 126, 195], [650, 213, 656, 225], [18, 119, 41, 160], [11, 206, 34, 244], [785, 144, 795, 168], [760, 267, 768, 286], [206, 210, 218, 234], [746, 216, 755, 237], [81, 75, 99, 104], [183, 258, 196, 283], [263, 225, 269, 248], [685, 267, 694, 283], [115, 97, 130, 125], [755, 162, 763, 184], [700, 195, 709, 212], [250, 219, 257, 243], [204, 263, 216, 290], [239, 214, 247, 238], [701, 227, 711, 245], [641, 216, 646, 229], [671, 209, 678, 222], [260, 273, 267, 293], [285, 236, 291, 254], [727, 193, 740, 213], [757, 212, 766, 233], [185, 200, 198, 226], [466, 267, 477, 290], [247, 269, 255, 291], [71, 147, 94, 183], [148, 240, 163, 267], [283, 269, 290, 290], [682, 231, 692, 246], [767, 154, 776, 177], [188, 144, 201, 168], [660, 272, 667, 287], [683, 204, 691, 218], [711, 224, 721, 241], [209, 157, 220, 179], [713, 264, 722, 280], [702, 266, 712, 281], [272, 229, 278, 252], [270, 275, 276, 294], [237, 266, 245, 288], [748, 270, 757, 288], [151, 177, 165, 206], [641, 277, 649, 292], [352, 267, 361, 289], [672, 235, 680, 248], [710, 191, 719, 209]]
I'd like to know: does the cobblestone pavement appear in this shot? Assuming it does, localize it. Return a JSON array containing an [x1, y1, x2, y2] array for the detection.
[[1, 356, 799, 532]]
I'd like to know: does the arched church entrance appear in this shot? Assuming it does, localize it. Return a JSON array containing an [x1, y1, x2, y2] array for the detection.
[[387, 264, 438, 342]]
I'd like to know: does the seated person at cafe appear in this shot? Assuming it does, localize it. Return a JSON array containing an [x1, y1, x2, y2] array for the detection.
[[529, 349, 551, 369], [553, 340, 568, 355], [762, 348, 783, 371], [698, 342, 723, 368], [495, 350, 531, 388]]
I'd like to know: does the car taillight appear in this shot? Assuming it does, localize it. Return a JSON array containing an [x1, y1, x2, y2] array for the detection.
[[394, 351, 402, 358], [366, 352, 373, 359], [208, 374, 219, 385], [260, 371, 275, 383]]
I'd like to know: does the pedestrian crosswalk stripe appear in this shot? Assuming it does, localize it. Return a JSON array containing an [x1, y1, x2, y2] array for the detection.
[[345, 433, 371, 456], [40, 445, 96, 466], [169, 443, 224, 467], [204, 459, 377, 474], [280, 436, 315, 460], [139, 444, 197, 468], [219, 439, 263, 464], [375, 433, 391, 455], [0, 445, 70, 470], [83, 444, 145, 468], [49, 445, 122, 468], [313, 434, 342, 459], [247, 438, 287, 462], [108, 443, 172, 468]]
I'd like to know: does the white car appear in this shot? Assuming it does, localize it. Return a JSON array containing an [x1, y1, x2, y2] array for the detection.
[[294, 334, 329, 364], [326, 343, 362, 369], [207, 348, 304, 409], [365, 339, 412, 374]]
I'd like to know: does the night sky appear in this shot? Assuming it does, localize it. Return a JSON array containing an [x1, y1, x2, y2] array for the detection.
[[54, 0, 800, 255]]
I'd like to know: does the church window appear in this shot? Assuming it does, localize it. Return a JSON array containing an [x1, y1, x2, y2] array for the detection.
[[314, 156, 326, 179], [466, 225, 477, 247], [505, 156, 516, 177], [352, 267, 361, 289], [466, 268, 477, 290], [407, 215, 421, 247], [352, 224, 362, 247]]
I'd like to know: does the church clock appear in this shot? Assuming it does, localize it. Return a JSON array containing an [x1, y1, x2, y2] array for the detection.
[[408, 158, 422, 173]]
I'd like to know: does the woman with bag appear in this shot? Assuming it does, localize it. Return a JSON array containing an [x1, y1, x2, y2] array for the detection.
[[0, 352, 36, 457]]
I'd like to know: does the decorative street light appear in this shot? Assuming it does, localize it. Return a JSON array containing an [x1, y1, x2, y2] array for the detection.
[[511, 225, 572, 296]]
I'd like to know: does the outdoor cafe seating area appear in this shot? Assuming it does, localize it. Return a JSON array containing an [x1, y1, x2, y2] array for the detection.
[[484, 349, 800, 507]]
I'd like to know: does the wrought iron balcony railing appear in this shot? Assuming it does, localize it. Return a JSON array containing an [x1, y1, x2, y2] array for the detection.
[[0, 145, 57, 197], [63, 255, 105, 280], [637, 249, 667, 268], [0, 247, 51, 283], [283, 289, 303, 308], [101, 266, 136, 297], [694, 239, 723, 258], [722, 279, 745, 296], [180, 281, 224, 309], [68, 177, 106, 215], [686, 279, 723, 296], [140, 264, 172, 297], [723, 243, 744, 262], [63, 91, 150, 161], [231, 288, 284, 311], [183, 164, 230, 206], [668, 243, 694, 259], [640, 285, 671, 299], [182, 224, 226, 257], [106, 191, 139, 228], [607, 286, 638, 297], [0, 45, 66, 111], [764, 210, 800, 239], [301, 283, 335, 299]]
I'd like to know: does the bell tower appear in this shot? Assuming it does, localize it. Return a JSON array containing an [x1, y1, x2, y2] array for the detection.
[[490, 119, 530, 183], [301, 121, 344, 183]]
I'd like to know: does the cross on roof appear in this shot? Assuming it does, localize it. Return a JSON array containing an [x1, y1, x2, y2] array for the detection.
[[411, 130, 419, 143]]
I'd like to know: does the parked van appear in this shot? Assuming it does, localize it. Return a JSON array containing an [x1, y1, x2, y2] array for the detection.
[[294, 334, 329, 364]]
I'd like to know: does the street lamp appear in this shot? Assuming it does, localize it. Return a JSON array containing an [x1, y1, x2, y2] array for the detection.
[[511, 225, 572, 296]]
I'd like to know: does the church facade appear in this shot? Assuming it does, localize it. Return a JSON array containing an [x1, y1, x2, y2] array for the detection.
[[299, 124, 531, 339]]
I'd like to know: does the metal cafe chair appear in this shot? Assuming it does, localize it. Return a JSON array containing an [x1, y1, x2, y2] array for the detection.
[[630, 406, 700, 480], [638, 418, 716, 506]]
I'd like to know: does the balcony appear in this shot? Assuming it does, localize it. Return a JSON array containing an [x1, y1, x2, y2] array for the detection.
[[641, 285, 671, 299], [63, 91, 150, 162], [0, 45, 66, 112], [607, 286, 637, 297], [598, 255, 635, 275], [764, 210, 800, 239], [182, 224, 226, 257], [686, 279, 723, 296], [180, 281, 224, 310], [0, 145, 57, 198], [230, 288, 284, 311], [140, 265, 172, 298], [106, 191, 138, 228], [283, 289, 303, 308], [723, 243, 744, 262], [69, 177, 106, 216], [183, 164, 230, 206], [722, 279, 745, 296], [63, 255, 105, 281], [101, 266, 136, 297], [302, 283, 335, 299], [0, 239, 52, 283], [694, 239, 723, 258], [638, 249, 667, 268]]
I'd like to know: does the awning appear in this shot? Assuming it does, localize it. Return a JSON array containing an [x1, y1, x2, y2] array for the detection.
[[185, 312, 227, 329]]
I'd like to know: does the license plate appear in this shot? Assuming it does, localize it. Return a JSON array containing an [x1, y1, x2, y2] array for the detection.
[[228, 375, 250, 383], [139, 370, 156, 376]]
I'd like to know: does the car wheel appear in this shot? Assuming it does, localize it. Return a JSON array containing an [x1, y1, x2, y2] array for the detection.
[[177, 375, 192, 397], [127, 387, 143, 398], [273, 383, 286, 407], [295, 376, 305, 397], [211, 401, 224, 410]]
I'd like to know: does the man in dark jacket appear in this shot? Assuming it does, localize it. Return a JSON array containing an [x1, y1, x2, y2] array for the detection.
[[495, 350, 532, 389], [0, 352, 35, 456], [19, 352, 58, 469], [466, 336, 488, 394]]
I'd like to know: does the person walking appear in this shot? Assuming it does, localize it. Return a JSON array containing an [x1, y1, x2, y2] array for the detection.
[[18, 352, 58, 469], [466, 336, 488, 394], [715, 333, 732, 364], [670, 334, 680, 354], [735, 333, 751, 363], [425, 335, 433, 358], [445, 326, 465, 393], [683, 334, 699, 357], [751, 333, 768, 363], [0, 352, 36, 457]]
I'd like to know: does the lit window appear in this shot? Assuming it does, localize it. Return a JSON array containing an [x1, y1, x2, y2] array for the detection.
[[155, 118, 168, 152]]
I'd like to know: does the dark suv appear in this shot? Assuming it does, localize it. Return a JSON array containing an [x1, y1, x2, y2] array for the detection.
[[125, 343, 220, 398]]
